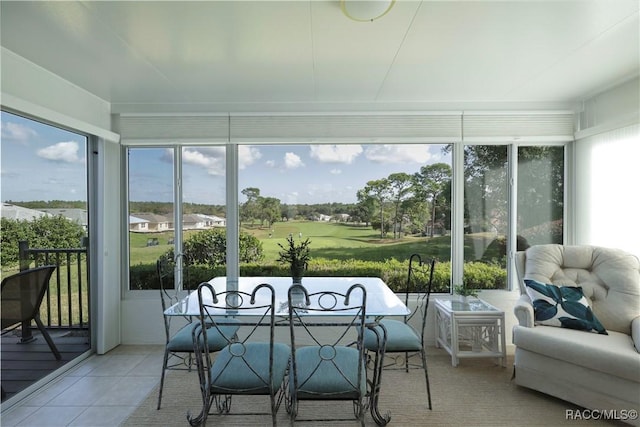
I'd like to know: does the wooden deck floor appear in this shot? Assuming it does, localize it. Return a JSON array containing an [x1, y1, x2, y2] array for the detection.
[[1, 328, 91, 402]]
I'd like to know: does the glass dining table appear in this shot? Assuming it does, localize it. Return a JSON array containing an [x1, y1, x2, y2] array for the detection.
[[164, 276, 410, 426]]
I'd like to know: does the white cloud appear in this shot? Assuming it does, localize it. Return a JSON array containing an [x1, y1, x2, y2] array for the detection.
[[309, 145, 363, 164], [239, 146, 262, 169], [37, 141, 83, 163], [1, 121, 37, 142], [330, 168, 342, 175], [265, 160, 275, 168], [284, 152, 304, 169], [182, 147, 225, 175], [179, 146, 262, 175], [365, 144, 432, 163]]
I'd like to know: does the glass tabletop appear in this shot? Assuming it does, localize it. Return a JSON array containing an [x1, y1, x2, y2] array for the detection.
[[164, 276, 410, 317]]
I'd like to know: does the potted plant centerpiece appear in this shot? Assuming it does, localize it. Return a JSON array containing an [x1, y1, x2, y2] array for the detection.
[[277, 234, 312, 285], [453, 284, 479, 303]]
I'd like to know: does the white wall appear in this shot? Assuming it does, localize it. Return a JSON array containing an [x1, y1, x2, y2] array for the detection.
[[574, 78, 640, 258], [1, 47, 113, 133], [574, 124, 640, 257], [94, 141, 123, 353], [578, 77, 639, 133]]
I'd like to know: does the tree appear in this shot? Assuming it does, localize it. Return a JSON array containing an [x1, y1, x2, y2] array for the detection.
[[362, 179, 392, 239], [259, 196, 282, 228], [386, 172, 414, 239], [350, 193, 374, 226], [461, 146, 508, 234], [517, 146, 564, 244], [240, 187, 261, 226], [414, 163, 452, 237]]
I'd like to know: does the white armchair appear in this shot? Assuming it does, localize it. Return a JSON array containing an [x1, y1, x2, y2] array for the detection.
[[513, 244, 640, 425]]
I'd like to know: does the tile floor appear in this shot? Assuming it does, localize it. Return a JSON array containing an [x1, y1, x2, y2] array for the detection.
[[1, 345, 164, 427]]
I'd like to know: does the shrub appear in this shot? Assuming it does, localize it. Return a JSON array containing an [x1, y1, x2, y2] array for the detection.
[[131, 253, 507, 292], [164, 228, 264, 268], [1, 216, 86, 267]]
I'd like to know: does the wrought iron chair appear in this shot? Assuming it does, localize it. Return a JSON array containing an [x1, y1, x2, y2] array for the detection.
[[187, 282, 290, 426], [1, 265, 61, 360], [286, 283, 369, 426], [156, 256, 240, 409], [364, 254, 436, 409]]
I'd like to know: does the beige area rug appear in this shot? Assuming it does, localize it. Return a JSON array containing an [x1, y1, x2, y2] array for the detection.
[[124, 349, 621, 426]]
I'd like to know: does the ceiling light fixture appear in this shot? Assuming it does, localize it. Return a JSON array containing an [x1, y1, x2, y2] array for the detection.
[[341, 0, 396, 22]]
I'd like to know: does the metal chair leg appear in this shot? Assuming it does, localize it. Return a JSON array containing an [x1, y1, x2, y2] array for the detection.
[[157, 348, 170, 409], [421, 349, 432, 410]]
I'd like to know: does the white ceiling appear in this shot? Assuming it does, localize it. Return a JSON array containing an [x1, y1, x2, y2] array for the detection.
[[1, 0, 639, 114]]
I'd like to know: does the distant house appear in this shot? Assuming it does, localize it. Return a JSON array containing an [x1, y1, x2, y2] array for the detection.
[[1, 203, 51, 221], [317, 214, 332, 222], [334, 213, 350, 222], [129, 215, 150, 232], [183, 214, 226, 229], [40, 208, 88, 230], [131, 213, 171, 232], [198, 214, 226, 227], [182, 214, 207, 230]]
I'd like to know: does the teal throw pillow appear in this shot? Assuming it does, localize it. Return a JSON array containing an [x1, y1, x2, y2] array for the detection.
[[524, 279, 608, 335]]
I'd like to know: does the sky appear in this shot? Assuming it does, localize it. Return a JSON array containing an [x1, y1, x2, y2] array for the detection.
[[1, 111, 88, 203], [2, 111, 451, 206]]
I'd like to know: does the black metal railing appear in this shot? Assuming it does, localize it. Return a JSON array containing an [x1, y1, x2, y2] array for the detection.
[[18, 239, 90, 337]]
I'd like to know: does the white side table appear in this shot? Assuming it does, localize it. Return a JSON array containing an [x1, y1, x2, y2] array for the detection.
[[434, 298, 506, 367]]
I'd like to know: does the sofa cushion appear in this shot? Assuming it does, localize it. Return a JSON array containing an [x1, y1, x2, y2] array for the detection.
[[522, 245, 640, 335], [524, 279, 607, 334], [513, 325, 640, 382]]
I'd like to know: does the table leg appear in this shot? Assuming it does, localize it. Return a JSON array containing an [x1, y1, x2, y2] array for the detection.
[[451, 316, 459, 367], [367, 323, 391, 426], [500, 315, 507, 367]]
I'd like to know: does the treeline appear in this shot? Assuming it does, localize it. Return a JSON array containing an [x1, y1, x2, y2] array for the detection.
[[129, 201, 226, 216], [5, 200, 87, 209], [5, 199, 358, 222], [130, 201, 356, 219]]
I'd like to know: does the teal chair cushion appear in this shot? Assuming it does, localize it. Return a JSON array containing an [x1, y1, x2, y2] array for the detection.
[[210, 342, 290, 394], [291, 346, 366, 400], [167, 319, 240, 352], [363, 319, 422, 352]]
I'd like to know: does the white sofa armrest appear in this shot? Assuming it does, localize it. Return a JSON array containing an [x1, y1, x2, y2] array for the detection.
[[632, 315, 640, 353], [514, 294, 534, 328]]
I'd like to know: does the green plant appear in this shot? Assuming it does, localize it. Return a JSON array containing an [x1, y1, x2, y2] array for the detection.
[[164, 228, 264, 268], [453, 284, 478, 298], [277, 235, 312, 281]]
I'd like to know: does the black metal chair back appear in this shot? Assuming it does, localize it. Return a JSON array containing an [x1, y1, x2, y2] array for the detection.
[[157, 255, 189, 340], [363, 253, 436, 411], [286, 283, 368, 426], [404, 254, 436, 349], [157, 254, 228, 410], [188, 282, 289, 426]]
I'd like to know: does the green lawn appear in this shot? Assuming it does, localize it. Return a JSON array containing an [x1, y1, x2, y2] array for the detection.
[[242, 221, 451, 262], [128, 221, 507, 291], [129, 229, 200, 265], [129, 221, 452, 265]]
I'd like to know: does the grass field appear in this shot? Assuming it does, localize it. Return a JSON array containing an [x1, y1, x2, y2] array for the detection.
[[130, 221, 453, 265]]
